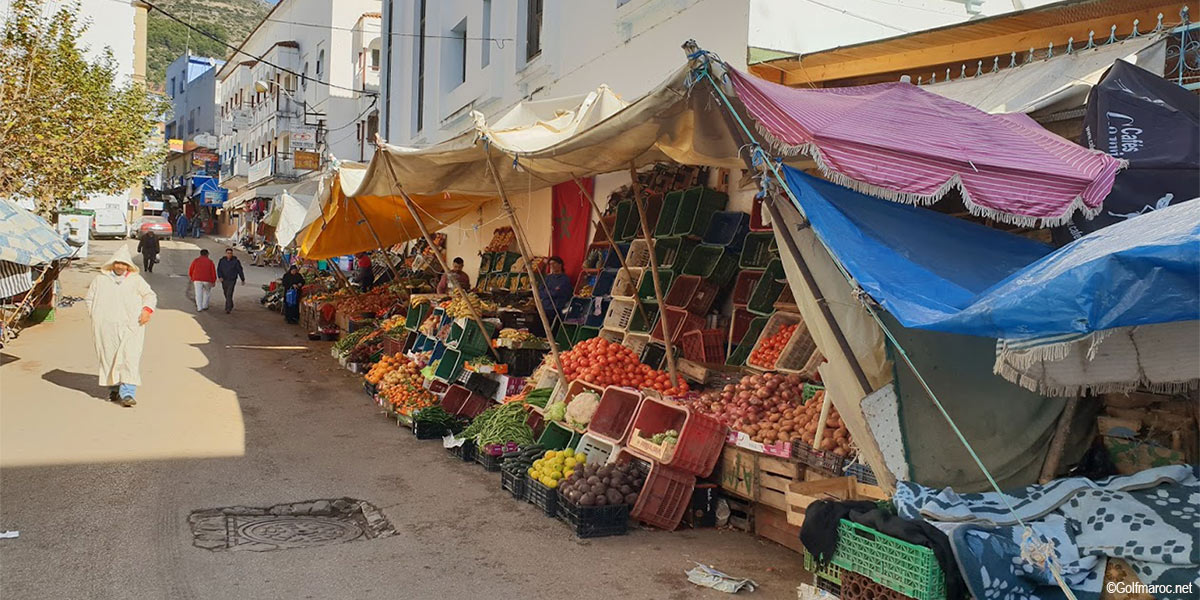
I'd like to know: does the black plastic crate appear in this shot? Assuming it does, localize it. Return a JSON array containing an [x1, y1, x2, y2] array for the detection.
[[448, 439, 476, 463], [475, 449, 505, 471], [412, 420, 450, 440], [465, 371, 501, 399], [363, 381, 377, 398], [525, 476, 558, 517], [498, 347, 548, 377], [556, 497, 631, 538], [501, 467, 527, 499]]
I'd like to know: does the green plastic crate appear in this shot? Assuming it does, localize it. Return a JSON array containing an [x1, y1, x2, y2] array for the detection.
[[669, 187, 729, 238], [654, 237, 697, 270], [804, 551, 843, 585], [573, 325, 600, 344], [725, 316, 767, 366], [614, 201, 636, 242], [433, 348, 464, 381], [537, 421, 584, 451], [747, 259, 786, 316], [554, 324, 575, 351], [497, 251, 521, 272], [740, 232, 778, 269], [448, 319, 497, 358], [479, 253, 496, 275], [831, 519, 947, 600], [681, 245, 738, 288], [652, 190, 685, 238], [404, 302, 432, 329], [636, 268, 675, 304], [627, 302, 660, 334]]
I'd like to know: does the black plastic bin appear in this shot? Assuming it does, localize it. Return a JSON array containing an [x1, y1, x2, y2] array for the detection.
[[525, 476, 559, 517], [501, 467, 527, 499], [498, 347, 548, 377], [465, 371, 501, 399], [448, 439, 476, 463], [556, 497, 631, 538]]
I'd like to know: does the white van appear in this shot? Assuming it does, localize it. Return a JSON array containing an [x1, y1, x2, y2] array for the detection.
[[91, 209, 128, 239]]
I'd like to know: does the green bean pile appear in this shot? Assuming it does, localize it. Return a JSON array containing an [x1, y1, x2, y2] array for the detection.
[[459, 403, 535, 446]]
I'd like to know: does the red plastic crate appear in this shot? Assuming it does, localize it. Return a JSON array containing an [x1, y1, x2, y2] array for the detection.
[[526, 408, 546, 437], [731, 270, 765, 306], [730, 308, 756, 348], [663, 274, 719, 315], [614, 448, 696, 531], [587, 386, 643, 446], [457, 390, 493, 419], [627, 394, 724, 477], [679, 329, 726, 363], [440, 384, 472, 414], [650, 305, 705, 344]]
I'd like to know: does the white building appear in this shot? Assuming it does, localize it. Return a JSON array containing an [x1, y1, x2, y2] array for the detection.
[[164, 54, 224, 143], [216, 0, 381, 207]]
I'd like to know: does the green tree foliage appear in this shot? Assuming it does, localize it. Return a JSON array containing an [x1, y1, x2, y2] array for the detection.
[[146, 0, 271, 87], [0, 0, 168, 215]]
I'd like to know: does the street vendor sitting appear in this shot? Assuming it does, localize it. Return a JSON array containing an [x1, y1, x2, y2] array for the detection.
[[436, 257, 471, 293], [537, 256, 572, 317]]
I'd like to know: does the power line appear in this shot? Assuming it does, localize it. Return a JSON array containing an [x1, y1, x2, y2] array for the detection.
[[140, 0, 379, 96], [262, 17, 514, 48]]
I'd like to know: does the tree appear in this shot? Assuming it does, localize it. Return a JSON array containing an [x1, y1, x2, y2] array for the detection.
[[0, 0, 168, 215]]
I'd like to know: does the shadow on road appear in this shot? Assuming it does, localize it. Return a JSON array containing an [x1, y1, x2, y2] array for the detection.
[[41, 368, 109, 400]]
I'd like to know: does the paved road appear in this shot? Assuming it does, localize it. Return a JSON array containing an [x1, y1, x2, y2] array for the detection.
[[0, 238, 803, 600]]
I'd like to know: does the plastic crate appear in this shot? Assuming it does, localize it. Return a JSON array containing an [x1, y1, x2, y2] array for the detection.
[[537, 420, 584, 451], [663, 274, 720, 315], [804, 551, 844, 586], [669, 187, 729, 239], [587, 386, 643, 446], [556, 497, 631, 538], [475, 442, 520, 472], [775, 320, 819, 375], [650, 305, 705, 344], [616, 449, 695, 531], [574, 432, 620, 465], [679, 329, 726, 363], [598, 327, 624, 344], [584, 297, 611, 328], [621, 332, 651, 357], [730, 308, 759, 349], [611, 267, 643, 300], [497, 251, 521, 272], [465, 371, 501, 399], [412, 418, 451, 440], [740, 232, 778, 269], [748, 259, 787, 316], [434, 348, 465, 381], [681, 245, 738, 288], [654, 238, 698, 270], [627, 239, 652, 268], [652, 189, 685, 238], [745, 312, 803, 371], [732, 270, 765, 307], [448, 438, 476, 462], [405, 302, 432, 329], [592, 269, 618, 297], [603, 244, 630, 269], [640, 342, 670, 371], [458, 390, 493, 419], [627, 303, 659, 334], [501, 466, 527, 499], [562, 296, 592, 325], [703, 211, 751, 251], [627, 394, 724, 477], [573, 325, 601, 345], [583, 244, 609, 270], [620, 194, 665, 241], [553, 324, 575, 352], [791, 439, 848, 476], [497, 347, 547, 378], [613, 201, 635, 243], [845, 462, 878, 486], [637, 268, 675, 304], [832, 520, 947, 600], [478, 253, 496, 275], [603, 297, 638, 331], [574, 270, 599, 297], [448, 319, 498, 358], [525, 476, 559, 517]]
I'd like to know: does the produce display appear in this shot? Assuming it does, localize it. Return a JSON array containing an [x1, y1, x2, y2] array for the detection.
[[749, 322, 799, 369], [412, 406, 461, 434], [376, 314, 406, 332], [557, 460, 647, 507], [333, 328, 374, 356], [445, 290, 499, 319], [499, 328, 540, 344], [500, 445, 547, 477], [338, 288, 399, 317], [637, 428, 679, 450], [527, 448, 588, 489], [564, 390, 600, 429], [366, 353, 438, 415], [419, 314, 440, 336], [485, 227, 516, 252], [459, 403, 536, 447], [559, 337, 690, 396]]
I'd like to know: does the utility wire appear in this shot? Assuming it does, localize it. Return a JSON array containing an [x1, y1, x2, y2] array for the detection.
[[140, 0, 379, 96], [261, 17, 514, 47]]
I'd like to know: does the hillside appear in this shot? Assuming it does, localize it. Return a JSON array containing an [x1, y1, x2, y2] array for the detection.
[[146, 0, 272, 88]]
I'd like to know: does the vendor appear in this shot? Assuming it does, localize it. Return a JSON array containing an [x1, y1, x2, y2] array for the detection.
[[280, 265, 305, 324], [436, 257, 471, 293], [537, 256, 572, 318], [355, 252, 374, 290]]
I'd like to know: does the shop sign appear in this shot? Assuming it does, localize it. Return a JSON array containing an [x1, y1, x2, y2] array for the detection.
[[293, 150, 320, 171], [168, 138, 184, 153], [232, 110, 252, 129], [248, 156, 274, 184], [290, 128, 318, 150], [193, 133, 218, 148], [143, 200, 164, 211], [202, 189, 228, 207]]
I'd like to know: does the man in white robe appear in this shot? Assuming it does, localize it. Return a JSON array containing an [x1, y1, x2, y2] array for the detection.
[[85, 246, 157, 407]]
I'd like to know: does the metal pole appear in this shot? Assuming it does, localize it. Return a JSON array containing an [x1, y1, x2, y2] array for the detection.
[[628, 162, 680, 388], [481, 150, 566, 378], [570, 177, 651, 326]]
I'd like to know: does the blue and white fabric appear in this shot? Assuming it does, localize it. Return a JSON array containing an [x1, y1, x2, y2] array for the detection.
[[0, 201, 72, 266]]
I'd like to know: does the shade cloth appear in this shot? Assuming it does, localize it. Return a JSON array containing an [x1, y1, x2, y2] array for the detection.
[[273, 180, 323, 248], [780, 166, 1199, 340], [0, 260, 33, 298], [730, 67, 1124, 227], [0, 200, 72, 266]]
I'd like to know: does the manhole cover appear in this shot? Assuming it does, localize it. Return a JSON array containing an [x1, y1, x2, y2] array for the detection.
[[188, 498, 395, 552]]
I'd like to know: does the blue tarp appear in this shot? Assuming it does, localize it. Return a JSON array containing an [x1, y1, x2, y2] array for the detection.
[[781, 166, 1200, 339]]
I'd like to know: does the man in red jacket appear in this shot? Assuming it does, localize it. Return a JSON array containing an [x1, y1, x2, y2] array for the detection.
[[188, 248, 217, 312]]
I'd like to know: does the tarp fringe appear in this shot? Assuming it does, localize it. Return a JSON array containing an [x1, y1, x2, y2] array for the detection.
[[754, 120, 1109, 228]]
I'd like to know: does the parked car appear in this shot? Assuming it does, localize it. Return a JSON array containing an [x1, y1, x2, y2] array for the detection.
[[132, 216, 172, 239], [90, 209, 128, 239]]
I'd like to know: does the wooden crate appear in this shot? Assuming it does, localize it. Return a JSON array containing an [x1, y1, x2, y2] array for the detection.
[[754, 504, 805, 555], [756, 454, 803, 512], [785, 476, 887, 528], [725, 495, 754, 532], [719, 446, 757, 500]]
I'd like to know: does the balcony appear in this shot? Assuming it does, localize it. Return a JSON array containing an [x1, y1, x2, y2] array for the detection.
[[247, 153, 300, 185], [220, 156, 249, 184]]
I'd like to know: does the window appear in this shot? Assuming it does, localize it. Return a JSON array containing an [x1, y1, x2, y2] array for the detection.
[[415, 0, 427, 132], [481, 0, 492, 67], [370, 47, 381, 69], [526, 0, 543, 61], [303, 62, 309, 88], [316, 49, 325, 77], [449, 18, 467, 87], [169, 77, 176, 98]]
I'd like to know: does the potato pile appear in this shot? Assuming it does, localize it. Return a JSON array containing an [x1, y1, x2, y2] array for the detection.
[[558, 461, 646, 508]]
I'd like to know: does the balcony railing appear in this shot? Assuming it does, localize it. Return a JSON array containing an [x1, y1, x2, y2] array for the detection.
[[220, 157, 249, 183], [247, 153, 300, 185]]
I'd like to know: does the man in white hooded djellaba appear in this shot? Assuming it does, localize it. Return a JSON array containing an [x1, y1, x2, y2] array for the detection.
[[85, 245, 157, 407]]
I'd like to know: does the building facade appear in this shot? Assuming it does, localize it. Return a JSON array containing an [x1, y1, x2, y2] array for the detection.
[[164, 54, 224, 143]]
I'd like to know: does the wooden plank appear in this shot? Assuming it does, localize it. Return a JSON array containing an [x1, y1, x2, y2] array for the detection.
[[719, 446, 757, 500], [785, 476, 887, 528], [754, 504, 806, 555]]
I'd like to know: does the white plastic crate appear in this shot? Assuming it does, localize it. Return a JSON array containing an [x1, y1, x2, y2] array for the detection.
[[598, 327, 625, 343], [604, 297, 638, 331], [611, 267, 644, 300], [627, 239, 652, 268], [575, 432, 620, 465], [621, 332, 650, 357]]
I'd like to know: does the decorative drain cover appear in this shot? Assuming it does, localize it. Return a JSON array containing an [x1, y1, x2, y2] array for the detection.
[[189, 498, 395, 552]]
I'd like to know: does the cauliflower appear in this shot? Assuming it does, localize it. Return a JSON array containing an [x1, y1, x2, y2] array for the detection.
[[565, 391, 601, 428]]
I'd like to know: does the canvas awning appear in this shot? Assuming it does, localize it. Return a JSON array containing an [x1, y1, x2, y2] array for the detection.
[[0, 200, 71, 266]]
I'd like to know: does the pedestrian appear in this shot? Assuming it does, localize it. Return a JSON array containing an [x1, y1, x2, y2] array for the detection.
[[536, 256, 573, 319], [188, 248, 217, 311], [85, 246, 157, 407], [175, 212, 190, 238], [280, 265, 305, 324], [136, 231, 160, 273], [355, 252, 374, 290], [436, 257, 472, 293], [217, 247, 245, 313]]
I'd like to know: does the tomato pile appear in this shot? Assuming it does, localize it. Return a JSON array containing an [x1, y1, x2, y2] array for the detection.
[[559, 337, 690, 396], [749, 322, 799, 369]]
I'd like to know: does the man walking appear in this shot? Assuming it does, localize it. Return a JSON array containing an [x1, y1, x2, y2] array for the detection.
[[188, 248, 217, 311], [217, 248, 245, 313], [136, 231, 160, 273], [175, 212, 190, 239], [85, 246, 157, 407]]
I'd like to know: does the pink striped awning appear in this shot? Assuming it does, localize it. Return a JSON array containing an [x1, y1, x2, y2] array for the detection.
[[728, 68, 1123, 227]]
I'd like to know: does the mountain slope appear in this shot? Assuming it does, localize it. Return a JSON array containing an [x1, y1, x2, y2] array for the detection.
[[146, 0, 271, 88]]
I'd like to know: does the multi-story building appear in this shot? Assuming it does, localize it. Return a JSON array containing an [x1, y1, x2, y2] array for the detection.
[[216, 0, 381, 211], [164, 54, 224, 143]]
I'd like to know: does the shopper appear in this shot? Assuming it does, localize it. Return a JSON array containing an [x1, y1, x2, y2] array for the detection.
[[537, 256, 573, 318], [175, 212, 190, 238], [136, 231, 160, 273], [217, 248, 245, 313], [436, 257, 471, 293], [188, 248, 217, 311], [355, 252, 374, 290], [85, 246, 157, 407], [280, 265, 305, 324]]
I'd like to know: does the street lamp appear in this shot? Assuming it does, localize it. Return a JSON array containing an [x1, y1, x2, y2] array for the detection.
[[254, 79, 295, 99]]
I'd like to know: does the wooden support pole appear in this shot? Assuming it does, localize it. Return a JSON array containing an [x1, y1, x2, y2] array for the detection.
[[629, 162, 680, 388], [812, 388, 833, 448], [481, 150, 566, 378], [1039, 396, 1080, 483], [377, 150, 502, 362], [348, 196, 401, 284], [570, 176, 650, 327]]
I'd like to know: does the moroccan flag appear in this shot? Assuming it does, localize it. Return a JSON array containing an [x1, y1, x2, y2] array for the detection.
[[551, 178, 592, 283]]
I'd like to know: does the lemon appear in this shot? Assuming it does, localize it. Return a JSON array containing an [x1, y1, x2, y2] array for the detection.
[[549, 471, 562, 481], [564, 469, 574, 480], [546, 478, 559, 489], [541, 476, 554, 487], [564, 458, 577, 469], [576, 453, 587, 464], [562, 448, 575, 458], [527, 467, 536, 478], [545, 450, 558, 460]]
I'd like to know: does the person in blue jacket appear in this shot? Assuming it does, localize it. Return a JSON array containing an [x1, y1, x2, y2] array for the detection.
[[537, 256, 573, 320], [175, 212, 190, 238]]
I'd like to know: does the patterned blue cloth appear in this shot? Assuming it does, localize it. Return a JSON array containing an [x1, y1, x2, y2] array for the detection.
[[895, 466, 1198, 600], [0, 201, 72, 266]]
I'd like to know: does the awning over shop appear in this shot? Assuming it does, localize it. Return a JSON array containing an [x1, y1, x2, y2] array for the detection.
[[191, 176, 228, 207], [0, 200, 71, 266], [781, 166, 1200, 341], [728, 67, 1124, 227]]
